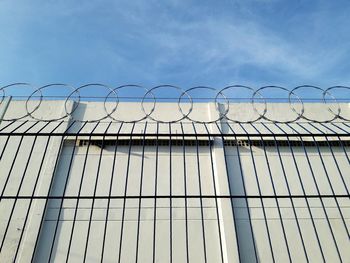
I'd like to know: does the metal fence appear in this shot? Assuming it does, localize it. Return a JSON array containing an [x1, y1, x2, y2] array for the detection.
[[0, 99, 349, 262]]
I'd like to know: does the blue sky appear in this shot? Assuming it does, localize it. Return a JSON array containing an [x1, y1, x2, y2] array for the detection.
[[0, 0, 350, 92]]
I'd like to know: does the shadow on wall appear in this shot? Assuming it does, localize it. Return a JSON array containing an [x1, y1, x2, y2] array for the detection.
[[227, 154, 258, 263]]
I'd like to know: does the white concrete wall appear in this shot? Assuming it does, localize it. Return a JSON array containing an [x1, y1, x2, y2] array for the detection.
[[225, 144, 350, 262]]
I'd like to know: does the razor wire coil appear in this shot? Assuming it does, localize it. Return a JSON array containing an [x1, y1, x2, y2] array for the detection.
[[0, 83, 349, 123]]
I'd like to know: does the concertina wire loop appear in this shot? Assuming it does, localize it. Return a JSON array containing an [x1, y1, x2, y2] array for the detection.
[[0, 83, 349, 123]]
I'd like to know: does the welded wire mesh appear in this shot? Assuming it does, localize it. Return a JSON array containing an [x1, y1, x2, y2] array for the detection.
[[0, 100, 349, 262]]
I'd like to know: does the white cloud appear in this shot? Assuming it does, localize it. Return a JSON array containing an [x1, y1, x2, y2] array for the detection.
[[146, 18, 330, 79], [101, 0, 348, 82]]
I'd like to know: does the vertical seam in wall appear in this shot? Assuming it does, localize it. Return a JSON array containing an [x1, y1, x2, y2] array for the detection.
[[208, 102, 240, 263], [17, 100, 75, 262]]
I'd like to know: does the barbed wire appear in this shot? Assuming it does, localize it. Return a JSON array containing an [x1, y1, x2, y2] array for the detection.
[[0, 83, 349, 123]]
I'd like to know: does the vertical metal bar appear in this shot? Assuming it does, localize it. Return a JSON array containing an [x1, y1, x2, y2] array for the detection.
[[13, 121, 64, 261], [152, 123, 159, 263], [250, 123, 292, 263], [340, 122, 350, 130], [274, 123, 326, 262], [4, 122, 61, 259], [238, 123, 276, 263], [261, 122, 309, 262], [180, 122, 190, 263], [169, 122, 173, 263], [47, 121, 88, 263], [0, 120, 16, 132], [328, 124, 350, 164], [0, 119, 28, 133], [82, 122, 112, 262], [117, 123, 136, 263], [223, 122, 258, 263], [0, 120, 31, 163], [0, 136, 10, 161], [24, 121, 40, 134], [0, 96, 11, 125], [0, 121, 39, 199], [135, 122, 148, 263], [100, 123, 124, 263], [203, 123, 224, 263], [29, 121, 78, 262], [192, 123, 208, 263], [0, 121, 50, 199], [312, 123, 350, 193], [298, 123, 350, 237], [331, 123, 350, 135], [286, 123, 343, 262], [65, 122, 100, 263], [310, 123, 350, 243], [0, 121, 52, 254]]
